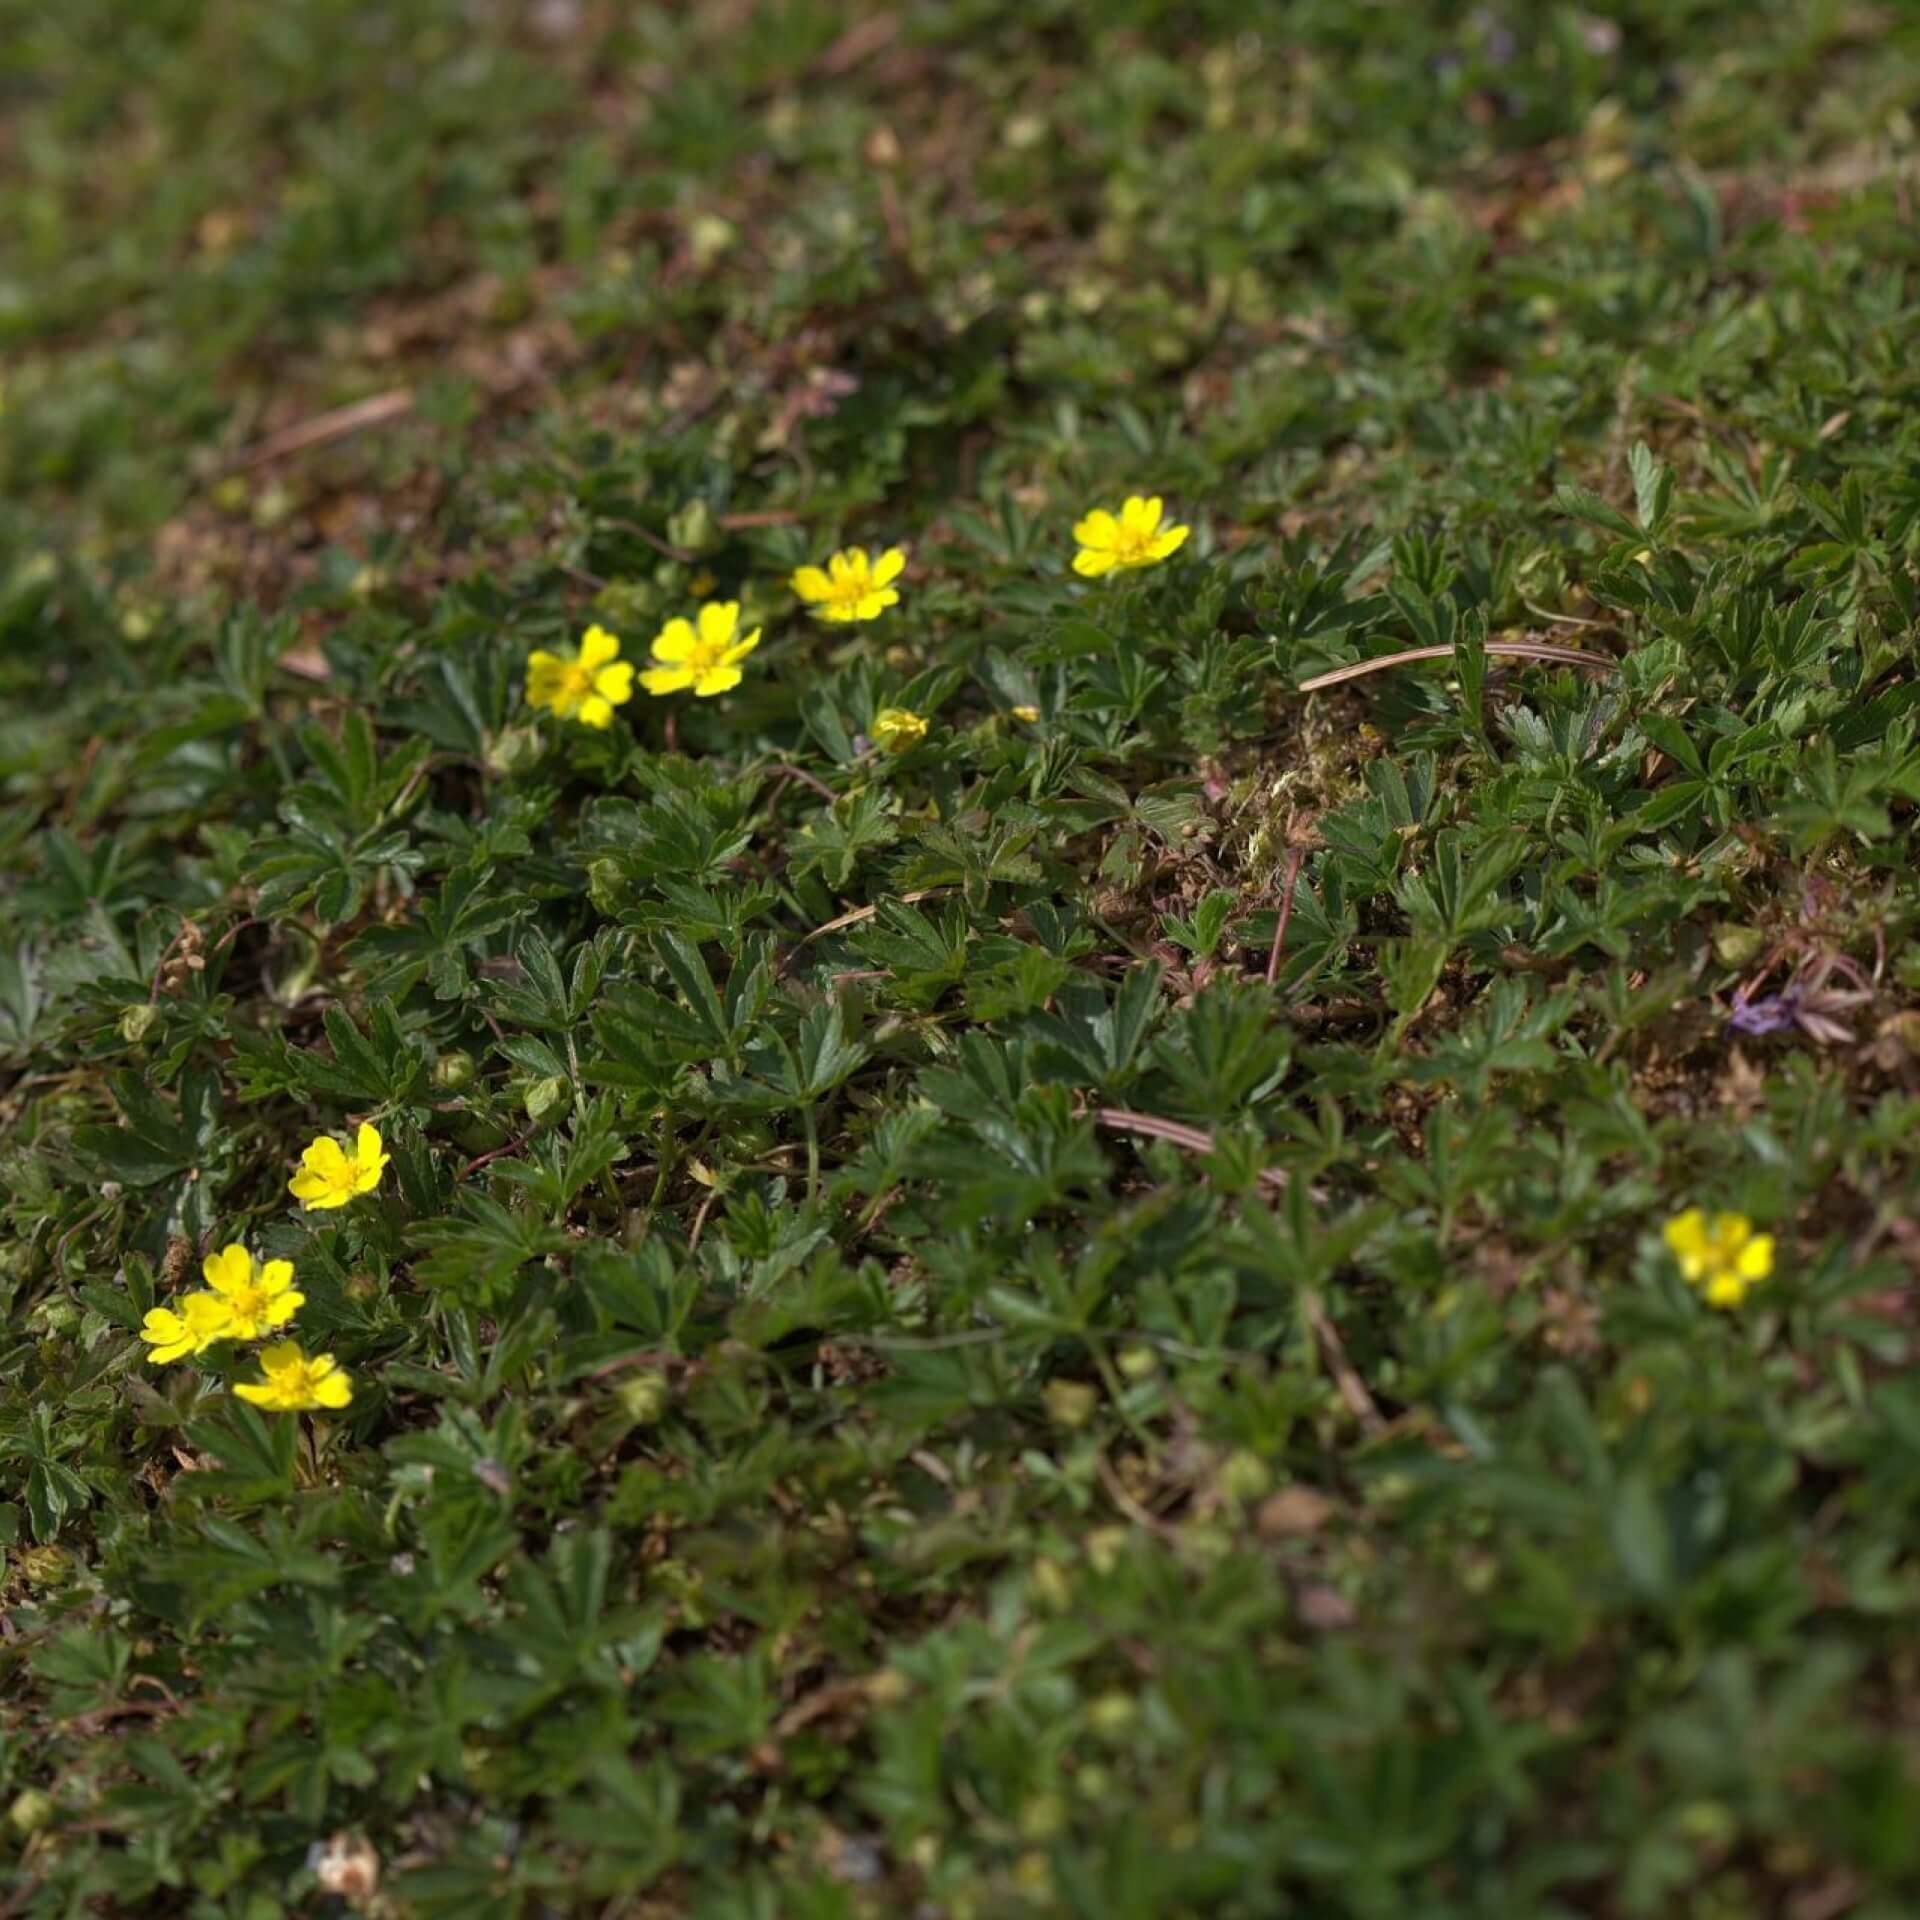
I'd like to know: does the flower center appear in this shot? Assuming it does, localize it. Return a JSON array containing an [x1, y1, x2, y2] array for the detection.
[[1111, 524, 1154, 562], [227, 1284, 270, 1324], [687, 635, 729, 671], [562, 663, 596, 701]]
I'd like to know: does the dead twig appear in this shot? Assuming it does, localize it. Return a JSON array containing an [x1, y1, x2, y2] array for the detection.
[[458, 1130, 535, 1182], [718, 509, 803, 530], [1095, 1449, 1185, 1543], [764, 761, 839, 804], [1299, 1289, 1387, 1438], [815, 11, 899, 76], [1265, 846, 1308, 988]]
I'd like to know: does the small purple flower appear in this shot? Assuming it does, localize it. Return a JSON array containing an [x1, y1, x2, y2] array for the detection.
[[1727, 988, 1800, 1037]]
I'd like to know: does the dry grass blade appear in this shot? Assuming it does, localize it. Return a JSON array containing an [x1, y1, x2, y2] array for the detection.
[[1094, 1108, 1290, 1196], [232, 388, 415, 469], [1297, 640, 1612, 692]]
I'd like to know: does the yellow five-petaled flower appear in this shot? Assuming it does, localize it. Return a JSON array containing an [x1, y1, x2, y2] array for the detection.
[[792, 546, 907, 623], [235, 1341, 354, 1413], [290, 1123, 390, 1212], [196, 1243, 304, 1340], [871, 706, 929, 754], [139, 1244, 305, 1362], [1663, 1208, 1775, 1309], [525, 625, 636, 729], [140, 1291, 236, 1364], [639, 601, 762, 698], [1072, 495, 1190, 577]]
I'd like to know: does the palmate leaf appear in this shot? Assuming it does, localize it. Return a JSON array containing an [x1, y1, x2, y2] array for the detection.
[[894, 814, 1046, 905], [347, 863, 530, 1000], [386, 639, 518, 756], [177, 1400, 298, 1507], [786, 787, 899, 888], [292, 1002, 430, 1105], [156, 1514, 340, 1629], [580, 788, 756, 886], [409, 1191, 571, 1306], [247, 818, 425, 928], [0, 942, 51, 1059], [72, 1066, 224, 1187], [733, 1002, 870, 1107], [1146, 977, 1293, 1125], [292, 709, 432, 835], [487, 925, 613, 1030], [1025, 963, 1163, 1095], [492, 1098, 629, 1212], [913, 1080, 1109, 1227], [0, 1406, 94, 1541], [1408, 976, 1576, 1102]]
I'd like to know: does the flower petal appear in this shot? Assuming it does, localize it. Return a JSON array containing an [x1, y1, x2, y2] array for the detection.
[[578, 625, 622, 670], [1072, 510, 1117, 549], [871, 547, 907, 586], [649, 617, 697, 665], [314, 1371, 354, 1409], [140, 1308, 193, 1363], [697, 601, 741, 648], [202, 1244, 252, 1294], [1662, 1210, 1705, 1255], [577, 695, 613, 728], [303, 1137, 349, 1177], [259, 1260, 297, 1297], [355, 1123, 384, 1167], [721, 626, 762, 666], [1120, 495, 1163, 537], [525, 651, 566, 705], [1737, 1233, 1775, 1280], [593, 661, 635, 704], [1073, 547, 1117, 578], [692, 664, 744, 697], [641, 664, 695, 696], [1146, 524, 1190, 561], [791, 566, 832, 602]]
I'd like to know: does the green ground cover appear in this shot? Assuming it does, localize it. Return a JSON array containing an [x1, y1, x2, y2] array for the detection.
[[5, 2, 1920, 1913]]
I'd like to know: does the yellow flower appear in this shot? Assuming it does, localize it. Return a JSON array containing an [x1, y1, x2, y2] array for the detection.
[[791, 546, 907, 622], [639, 601, 762, 698], [1011, 704, 1041, 723], [140, 1292, 235, 1364], [234, 1341, 353, 1413], [1071, 495, 1190, 577], [289, 1123, 389, 1212], [525, 625, 635, 729], [1662, 1208, 1775, 1309], [871, 706, 929, 753], [197, 1243, 304, 1340]]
